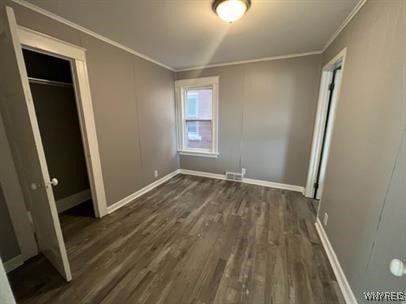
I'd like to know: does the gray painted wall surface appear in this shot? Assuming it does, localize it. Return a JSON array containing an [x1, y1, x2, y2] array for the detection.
[[177, 55, 322, 186], [318, 0, 406, 302], [0, 184, 20, 262], [7, 2, 178, 206]]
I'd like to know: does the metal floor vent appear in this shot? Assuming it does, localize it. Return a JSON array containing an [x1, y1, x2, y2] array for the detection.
[[225, 171, 243, 182]]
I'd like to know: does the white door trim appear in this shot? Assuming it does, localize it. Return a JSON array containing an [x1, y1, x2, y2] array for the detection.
[[16, 25, 108, 218], [305, 48, 347, 199]]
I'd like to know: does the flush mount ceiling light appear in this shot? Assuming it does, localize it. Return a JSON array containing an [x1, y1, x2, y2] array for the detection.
[[212, 0, 251, 23]]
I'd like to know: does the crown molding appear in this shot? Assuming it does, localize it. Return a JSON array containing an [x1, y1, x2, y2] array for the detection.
[[322, 0, 367, 52], [11, 0, 175, 71], [12, 0, 366, 73], [175, 51, 323, 72], [177, 0, 367, 72]]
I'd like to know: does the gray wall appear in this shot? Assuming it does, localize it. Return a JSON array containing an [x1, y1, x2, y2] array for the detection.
[[177, 55, 322, 186], [318, 0, 406, 302], [7, 2, 178, 206], [0, 184, 20, 262]]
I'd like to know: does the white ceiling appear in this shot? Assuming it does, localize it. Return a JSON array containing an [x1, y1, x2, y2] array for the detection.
[[23, 0, 361, 70]]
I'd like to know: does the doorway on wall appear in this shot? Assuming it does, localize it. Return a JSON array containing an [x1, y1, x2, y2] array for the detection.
[[305, 49, 346, 200], [22, 48, 94, 216], [0, 7, 107, 281]]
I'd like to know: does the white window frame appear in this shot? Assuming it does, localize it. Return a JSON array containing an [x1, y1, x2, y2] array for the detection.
[[175, 76, 219, 158]]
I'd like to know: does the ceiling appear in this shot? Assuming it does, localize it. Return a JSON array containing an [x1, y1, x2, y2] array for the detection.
[[22, 0, 361, 70]]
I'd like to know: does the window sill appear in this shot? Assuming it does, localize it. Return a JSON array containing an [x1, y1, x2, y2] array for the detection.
[[178, 150, 219, 158]]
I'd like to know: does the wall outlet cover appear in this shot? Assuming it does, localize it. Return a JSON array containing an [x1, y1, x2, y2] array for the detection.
[[323, 212, 328, 226], [154, 170, 158, 178]]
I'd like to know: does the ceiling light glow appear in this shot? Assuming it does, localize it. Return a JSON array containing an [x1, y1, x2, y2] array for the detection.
[[213, 0, 251, 23]]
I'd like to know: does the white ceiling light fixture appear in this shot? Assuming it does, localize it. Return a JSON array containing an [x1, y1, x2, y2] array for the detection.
[[212, 0, 251, 23]]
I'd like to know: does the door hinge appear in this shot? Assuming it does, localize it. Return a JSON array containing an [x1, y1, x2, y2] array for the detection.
[[328, 82, 335, 91], [313, 182, 319, 189]]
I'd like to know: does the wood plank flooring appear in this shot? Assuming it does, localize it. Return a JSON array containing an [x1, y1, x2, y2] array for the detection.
[[9, 174, 344, 304]]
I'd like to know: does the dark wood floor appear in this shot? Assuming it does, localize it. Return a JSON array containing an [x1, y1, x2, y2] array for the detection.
[[9, 174, 344, 304]]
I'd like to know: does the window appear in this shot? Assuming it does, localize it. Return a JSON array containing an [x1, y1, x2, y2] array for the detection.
[[175, 76, 219, 157]]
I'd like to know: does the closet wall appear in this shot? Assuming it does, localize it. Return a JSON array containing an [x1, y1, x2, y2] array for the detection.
[[23, 49, 90, 203]]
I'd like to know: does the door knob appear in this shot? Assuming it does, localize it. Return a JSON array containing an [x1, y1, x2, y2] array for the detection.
[[50, 178, 59, 187], [390, 259, 406, 277]]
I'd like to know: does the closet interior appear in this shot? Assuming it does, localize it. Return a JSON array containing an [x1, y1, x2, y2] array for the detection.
[[22, 49, 93, 216]]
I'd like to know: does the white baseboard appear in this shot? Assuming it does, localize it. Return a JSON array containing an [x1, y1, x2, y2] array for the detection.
[[4, 255, 23, 273], [179, 169, 226, 181], [315, 218, 358, 304], [107, 168, 305, 215], [179, 169, 304, 193], [243, 177, 304, 193], [57, 189, 91, 213], [107, 169, 181, 214]]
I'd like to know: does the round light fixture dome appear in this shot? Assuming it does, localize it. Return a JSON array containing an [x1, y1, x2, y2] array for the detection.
[[212, 0, 251, 23]]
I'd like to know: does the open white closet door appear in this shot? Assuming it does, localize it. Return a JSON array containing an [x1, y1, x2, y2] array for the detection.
[[0, 6, 72, 281]]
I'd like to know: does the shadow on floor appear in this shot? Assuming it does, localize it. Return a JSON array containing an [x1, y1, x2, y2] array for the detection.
[[8, 255, 66, 303], [61, 200, 95, 218]]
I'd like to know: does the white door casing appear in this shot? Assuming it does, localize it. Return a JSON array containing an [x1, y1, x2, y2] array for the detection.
[[305, 48, 347, 201]]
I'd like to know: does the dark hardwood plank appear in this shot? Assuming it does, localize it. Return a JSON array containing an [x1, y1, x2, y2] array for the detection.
[[8, 174, 344, 304]]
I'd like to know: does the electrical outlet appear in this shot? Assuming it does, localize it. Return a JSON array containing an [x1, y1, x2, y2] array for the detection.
[[241, 168, 246, 176], [27, 211, 33, 225], [154, 170, 158, 178], [323, 212, 329, 226]]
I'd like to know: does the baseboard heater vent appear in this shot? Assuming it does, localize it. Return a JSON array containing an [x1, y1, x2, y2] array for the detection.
[[225, 171, 243, 182]]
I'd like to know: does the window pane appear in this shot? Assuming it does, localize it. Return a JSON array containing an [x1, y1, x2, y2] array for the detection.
[[186, 94, 198, 118], [185, 120, 212, 150], [185, 88, 212, 119]]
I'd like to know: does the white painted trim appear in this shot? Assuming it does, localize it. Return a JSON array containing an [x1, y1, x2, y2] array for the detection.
[[16, 26, 108, 218], [107, 168, 305, 215], [107, 170, 181, 214], [17, 26, 86, 60], [72, 59, 108, 217], [56, 189, 91, 213], [322, 0, 367, 52], [175, 77, 219, 155], [176, 0, 365, 72], [176, 51, 322, 72], [3, 255, 23, 273], [179, 169, 226, 181], [315, 219, 358, 304], [179, 169, 304, 193], [11, 0, 365, 72], [11, 0, 174, 71], [305, 48, 347, 198], [243, 178, 304, 193], [178, 151, 219, 158]]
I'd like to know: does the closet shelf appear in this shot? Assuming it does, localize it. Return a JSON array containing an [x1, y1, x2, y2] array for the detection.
[[28, 77, 73, 88]]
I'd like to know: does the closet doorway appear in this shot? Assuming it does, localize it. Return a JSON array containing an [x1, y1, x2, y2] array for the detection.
[[1, 8, 107, 281], [305, 48, 346, 200], [23, 49, 93, 215]]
